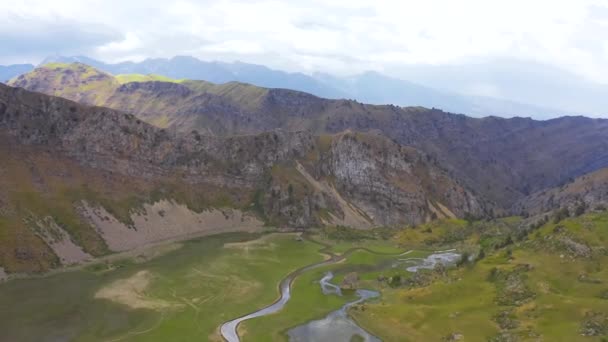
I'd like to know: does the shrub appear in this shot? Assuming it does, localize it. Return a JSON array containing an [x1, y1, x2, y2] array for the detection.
[[553, 207, 570, 224]]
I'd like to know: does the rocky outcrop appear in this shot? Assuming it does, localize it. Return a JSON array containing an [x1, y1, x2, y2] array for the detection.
[[318, 132, 483, 226]]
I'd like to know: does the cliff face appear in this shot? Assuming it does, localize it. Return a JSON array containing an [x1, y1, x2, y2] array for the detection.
[[11, 63, 608, 211], [317, 132, 482, 226], [0, 82, 484, 273]]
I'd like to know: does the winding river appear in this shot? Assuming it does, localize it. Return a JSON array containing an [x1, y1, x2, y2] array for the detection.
[[219, 240, 460, 342], [287, 272, 381, 342]]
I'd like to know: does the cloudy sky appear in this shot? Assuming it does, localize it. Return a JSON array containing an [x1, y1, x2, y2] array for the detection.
[[2, 0, 608, 82]]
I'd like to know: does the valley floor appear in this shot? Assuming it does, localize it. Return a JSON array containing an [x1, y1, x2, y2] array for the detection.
[[1, 212, 608, 341]]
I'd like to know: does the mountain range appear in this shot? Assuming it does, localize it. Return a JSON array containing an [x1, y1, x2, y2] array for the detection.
[[3, 60, 608, 274], [0, 81, 482, 272], [10, 63, 608, 209], [3, 55, 582, 119]]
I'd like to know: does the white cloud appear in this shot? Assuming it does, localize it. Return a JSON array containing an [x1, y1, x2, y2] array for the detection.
[[1, 0, 608, 82]]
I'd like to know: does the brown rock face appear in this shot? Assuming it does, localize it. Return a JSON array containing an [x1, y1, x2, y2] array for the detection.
[[0, 83, 483, 230]]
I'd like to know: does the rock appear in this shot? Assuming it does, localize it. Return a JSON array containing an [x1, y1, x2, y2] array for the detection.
[[581, 311, 608, 336], [494, 310, 520, 330], [444, 332, 464, 341], [560, 237, 592, 258]]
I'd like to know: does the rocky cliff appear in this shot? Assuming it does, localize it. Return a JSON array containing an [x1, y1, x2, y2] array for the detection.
[[0, 82, 483, 273], [11, 63, 608, 211]]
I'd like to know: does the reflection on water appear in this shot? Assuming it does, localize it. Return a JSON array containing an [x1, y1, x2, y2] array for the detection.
[[288, 250, 461, 342], [221, 249, 461, 342], [287, 272, 381, 342]]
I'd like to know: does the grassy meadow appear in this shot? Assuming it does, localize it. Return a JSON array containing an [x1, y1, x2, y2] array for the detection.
[[1, 211, 608, 341], [0, 233, 324, 341]]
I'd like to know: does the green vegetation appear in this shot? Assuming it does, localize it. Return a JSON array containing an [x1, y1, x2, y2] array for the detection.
[[242, 264, 359, 341], [2, 203, 608, 341], [240, 235, 427, 341], [351, 212, 608, 341], [0, 233, 324, 341], [313, 225, 401, 254], [115, 74, 184, 84]]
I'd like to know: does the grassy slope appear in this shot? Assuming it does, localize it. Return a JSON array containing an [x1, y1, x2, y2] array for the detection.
[[115, 74, 184, 84], [352, 212, 608, 341]]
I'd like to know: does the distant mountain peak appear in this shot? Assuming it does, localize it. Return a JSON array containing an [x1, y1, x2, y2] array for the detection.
[[9, 55, 588, 119]]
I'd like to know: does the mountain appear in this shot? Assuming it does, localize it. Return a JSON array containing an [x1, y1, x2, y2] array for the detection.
[[0, 64, 34, 82], [392, 58, 608, 117], [11, 64, 608, 208], [38, 55, 569, 118], [11, 63, 608, 211], [40, 55, 346, 99], [0, 81, 482, 272]]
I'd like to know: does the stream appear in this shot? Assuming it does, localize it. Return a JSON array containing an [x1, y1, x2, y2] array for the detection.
[[287, 271, 381, 342], [219, 244, 460, 342]]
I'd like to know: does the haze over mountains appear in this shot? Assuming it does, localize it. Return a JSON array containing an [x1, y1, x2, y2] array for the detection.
[[4, 55, 604, 119], [393, 58, 608, 117]]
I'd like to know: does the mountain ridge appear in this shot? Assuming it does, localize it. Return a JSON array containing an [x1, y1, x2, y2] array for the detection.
[[36, 55, 572, 118], [10, 63, 608, 211]]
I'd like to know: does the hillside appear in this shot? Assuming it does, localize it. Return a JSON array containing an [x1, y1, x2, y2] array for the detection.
[[10, 63, 608, 211], [514, 167, 608, 216], [0, 82, 482, 274]]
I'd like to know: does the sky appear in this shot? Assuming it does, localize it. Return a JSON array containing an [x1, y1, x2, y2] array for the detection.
[[2, 0, 608, 83]]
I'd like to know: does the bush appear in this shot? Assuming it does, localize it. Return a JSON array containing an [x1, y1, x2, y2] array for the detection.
[[553, 207, 570, 224], [574, 202, 587, 217], [389, 274, 402, 288], [456, 251, 470, 267]]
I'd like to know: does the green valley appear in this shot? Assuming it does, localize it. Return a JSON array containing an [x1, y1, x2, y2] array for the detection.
[[2, 209, 607, 341]]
